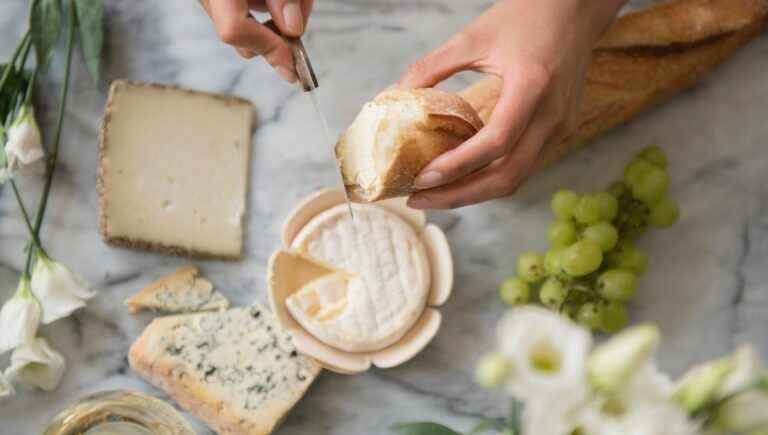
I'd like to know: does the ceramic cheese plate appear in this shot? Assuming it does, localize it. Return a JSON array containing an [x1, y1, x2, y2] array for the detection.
[[268, 188, 453, 374]]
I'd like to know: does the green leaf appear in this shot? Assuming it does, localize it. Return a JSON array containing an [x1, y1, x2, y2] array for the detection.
[[507, 399, 523, 435], [30, 0, 63, 70], [74, 0, 103, 83], [468, 419, 500, 434], [391, 422, 463, 435]]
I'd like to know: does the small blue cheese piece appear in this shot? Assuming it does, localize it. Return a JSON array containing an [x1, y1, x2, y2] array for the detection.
[[129, 305, 321, 435], [125, 266, 229, 314]]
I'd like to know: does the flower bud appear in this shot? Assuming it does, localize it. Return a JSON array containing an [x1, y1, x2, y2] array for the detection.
[[3, 105, 44, 179], [31, 253, 95, 324], [0, 279, 41, 354], [712, 390, 768, 432], [476, 352, 513, 388], [673, 357, 732, 412], [587, 324, 659, 392], [4, 337, 66, 391]]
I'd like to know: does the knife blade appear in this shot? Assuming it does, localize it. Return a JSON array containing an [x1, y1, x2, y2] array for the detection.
[[285, 37, 355, 220]]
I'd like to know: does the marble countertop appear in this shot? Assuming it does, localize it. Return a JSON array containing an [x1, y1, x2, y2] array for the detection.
[[1, 0, 767, 433]]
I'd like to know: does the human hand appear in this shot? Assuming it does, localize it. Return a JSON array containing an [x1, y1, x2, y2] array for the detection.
[[199, 0, 314, 82], [400, 0, 627, 209]]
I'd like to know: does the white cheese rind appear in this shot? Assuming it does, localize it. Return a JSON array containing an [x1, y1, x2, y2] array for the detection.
[[99, 81, 252, 259], [129, 306, 320, 435], [290, 204, 430, 352]]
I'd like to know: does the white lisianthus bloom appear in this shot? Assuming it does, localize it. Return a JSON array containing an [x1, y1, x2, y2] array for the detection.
[[588, 324, 659, 393], [720, 346, 763, 396], [2, 104, 45, 181], [30, 252, 95, 324], [497, 307, 592, 413], [0, 371, 14, 399], [712, 390, 768, 432], [0, 279, 41, 354], [5, 337, 66, 391], [522, 397, 584, 435]]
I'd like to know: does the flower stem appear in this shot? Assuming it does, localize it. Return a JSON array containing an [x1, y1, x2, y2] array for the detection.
[[9, 179, 39, 249], [0, 30, 30, 96], [31, 1, 76, 239]]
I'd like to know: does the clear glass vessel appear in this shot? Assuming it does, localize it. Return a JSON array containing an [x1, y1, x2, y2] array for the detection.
[[41, 390, 195, 435]]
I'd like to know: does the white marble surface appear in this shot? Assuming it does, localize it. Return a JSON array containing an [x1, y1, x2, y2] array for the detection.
[[1, 0, 767, 433]]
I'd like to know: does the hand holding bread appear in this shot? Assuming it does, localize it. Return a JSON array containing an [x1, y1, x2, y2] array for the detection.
[[337, 0, 768, 209]]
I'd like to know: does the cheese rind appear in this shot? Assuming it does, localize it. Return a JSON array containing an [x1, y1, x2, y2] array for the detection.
[[99, 81, 252, 260], [124, 266, 229, 314], [289, 204, 430, 352], [129, 306, 321, 435]]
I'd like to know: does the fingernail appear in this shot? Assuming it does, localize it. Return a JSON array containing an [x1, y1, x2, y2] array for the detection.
[[414, 171, 443, 189], [283, 2, 304, 35], [408, 195, 431, 209], [276, 66, 297, 83]]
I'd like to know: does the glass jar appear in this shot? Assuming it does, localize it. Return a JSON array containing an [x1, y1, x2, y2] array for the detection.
[[41, 390, 195, 435]]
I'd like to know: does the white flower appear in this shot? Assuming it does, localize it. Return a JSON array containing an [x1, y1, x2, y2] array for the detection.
[[0, 371, 14, 399], [5, 337, 66, 391], [720, 346, 763, 396], [2, 104, 45, 181], [588, 324, 659, 392], [577, 394, 697, 435], [712, 390, 768, 432], [0, 279, 41, 354], [31, 253, 95, 324], [496, 307, 592, 409], [522, 397, 584, 435]]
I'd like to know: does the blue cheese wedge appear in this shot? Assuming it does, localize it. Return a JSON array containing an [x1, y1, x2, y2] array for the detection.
[[129, 305, 321, 435], [125, 266, 229, 314]]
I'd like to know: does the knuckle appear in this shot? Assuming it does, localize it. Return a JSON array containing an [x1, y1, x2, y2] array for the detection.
[[485, 129, 511, 156], [218, 21, 244, 45], [523, 61, 553, 92], [405, 60, 430, 80]]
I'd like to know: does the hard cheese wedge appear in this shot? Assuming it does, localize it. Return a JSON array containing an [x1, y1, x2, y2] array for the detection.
[[129, 305, 321, 435], [99, 81, 252, 260]]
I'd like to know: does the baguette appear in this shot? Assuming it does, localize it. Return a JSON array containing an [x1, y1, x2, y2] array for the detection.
[[460, 0, 768, 170], [336, 88, 482, 202], [339, 0, 767, 202]]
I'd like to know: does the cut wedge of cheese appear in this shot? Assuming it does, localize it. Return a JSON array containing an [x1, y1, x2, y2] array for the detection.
[[98, 81, 252, 260], [125, 266, 229, 314], [288, 203, 431, 352]]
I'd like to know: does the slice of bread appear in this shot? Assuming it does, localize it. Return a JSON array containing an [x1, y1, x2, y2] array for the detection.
[[124, 266, 229, 314], [129, 306, 321, 435], [336, 88, 482, 202]]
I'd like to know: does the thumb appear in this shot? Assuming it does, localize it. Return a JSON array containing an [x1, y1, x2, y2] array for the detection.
[[398, 34, 477, 89], [266, 0, 312, 37]]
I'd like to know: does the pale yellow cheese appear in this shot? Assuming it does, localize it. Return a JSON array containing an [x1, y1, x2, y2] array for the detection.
[[99, 81, 252, 259]]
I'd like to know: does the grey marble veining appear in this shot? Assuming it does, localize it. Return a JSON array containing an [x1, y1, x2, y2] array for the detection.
[[1, 1, 767, 434]]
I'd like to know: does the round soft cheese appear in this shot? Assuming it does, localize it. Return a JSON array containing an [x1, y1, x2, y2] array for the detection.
[[288, 204, 431, 352]]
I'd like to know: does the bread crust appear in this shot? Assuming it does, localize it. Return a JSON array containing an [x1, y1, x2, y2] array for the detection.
[[461, 0, 768, 172], [98, 80, 252, 261], [339, 88, 482, 202]]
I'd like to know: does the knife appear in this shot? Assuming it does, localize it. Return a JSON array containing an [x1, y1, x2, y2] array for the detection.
[[285, 37, 355, 220]]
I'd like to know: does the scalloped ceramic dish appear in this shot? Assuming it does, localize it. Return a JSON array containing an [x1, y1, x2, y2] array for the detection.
[[267, 188, 453, 374]]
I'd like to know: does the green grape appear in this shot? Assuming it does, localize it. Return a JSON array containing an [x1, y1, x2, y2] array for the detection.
[[601, 302, 629, 332], [573, 195, 602, 225], [594, 192, 619, 222], [551, 189, 579, 220], [548, 220, 577, 247], [637, 145, 667, 169], [649, 197, 679, 228], [582, 222, 619, 251], [631, 166, 670, 205], [476, 352, 513, 388], [517, 251, 545, 283], [544, 247, 565, 275], [499, 277, 531, 305], [561, 240, 603, 276], [539, 278, 567, 309], [623, 158, 656, 187], [607, 181, 627, 199], [597, 269, 638, 301], [577, 302, 603, 330], [607, 241, 648, 275]]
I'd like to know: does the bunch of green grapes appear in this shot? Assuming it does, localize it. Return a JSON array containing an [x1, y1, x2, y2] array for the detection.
[[499, 146, 679, 332]]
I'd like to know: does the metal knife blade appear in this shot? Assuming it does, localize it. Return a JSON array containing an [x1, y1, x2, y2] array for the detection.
[[285, 37, 355, 220]]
